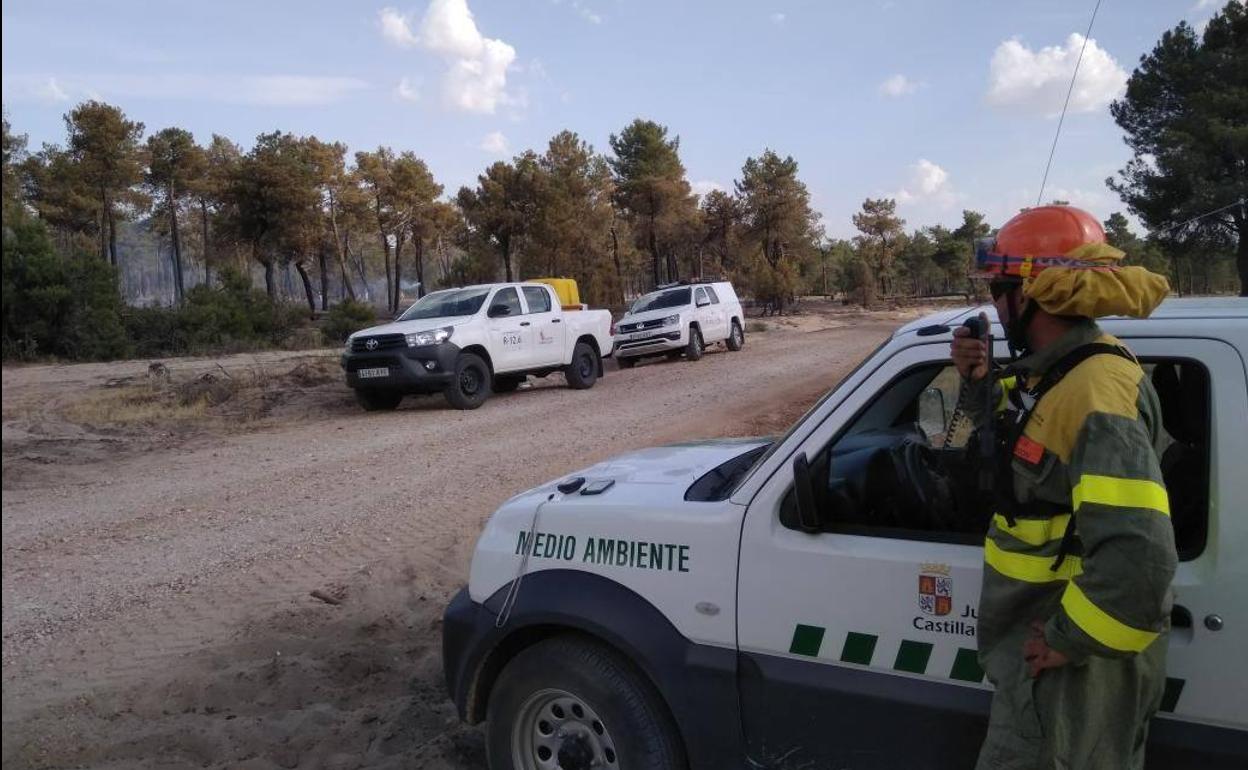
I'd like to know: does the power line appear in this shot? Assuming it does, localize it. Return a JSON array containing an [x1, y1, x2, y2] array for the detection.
[[1156, 198, 1247, 237], [1037, 0, 1106, 206]]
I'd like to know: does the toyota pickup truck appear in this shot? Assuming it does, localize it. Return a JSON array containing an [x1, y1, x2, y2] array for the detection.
[[341, 281, 613, 410], [442, 297, 1247, 769]]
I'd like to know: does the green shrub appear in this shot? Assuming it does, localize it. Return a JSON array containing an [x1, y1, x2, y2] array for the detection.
[[2, 211, 129, 360], [323, 299, 378, 344]]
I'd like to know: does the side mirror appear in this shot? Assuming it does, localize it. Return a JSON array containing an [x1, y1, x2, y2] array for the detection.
[[792, 452, 823, 534], [488, 303, 512, 318], [918, 387, 949, 443]]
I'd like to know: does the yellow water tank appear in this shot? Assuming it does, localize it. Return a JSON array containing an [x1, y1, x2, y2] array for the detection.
[[531, 278, 581, 308]]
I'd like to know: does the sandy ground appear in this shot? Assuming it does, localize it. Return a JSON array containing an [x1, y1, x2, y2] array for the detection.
[[1, 303, 935, 769]]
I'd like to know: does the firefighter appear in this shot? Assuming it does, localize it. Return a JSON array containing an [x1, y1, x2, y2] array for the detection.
[[950, 205, 1176, 769]]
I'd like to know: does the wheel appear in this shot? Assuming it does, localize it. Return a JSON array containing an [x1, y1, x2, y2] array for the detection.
[[616, 355, 636, 370], [486, 636, 686, 770], [494, 375, 524, 393], [726, 321, 744, 351], [443, 353, 492, 409], [685, 328, 704, 361], [354, 388, 402, 411], [564, 342, 599, 390]]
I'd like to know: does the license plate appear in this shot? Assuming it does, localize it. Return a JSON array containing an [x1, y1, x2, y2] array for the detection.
[[630, 331, 650, 340], [357, 367, 389, 379]]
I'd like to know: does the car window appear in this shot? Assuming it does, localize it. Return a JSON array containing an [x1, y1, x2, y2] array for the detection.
[[522, 286, 552, 314], [491, 287, 522, 317], [705, 286, 720, 304], [778, 358, 1210, 559], [695, 287, 710, 305], [630, 288, 691, 313], [398, 287, 491, 320]]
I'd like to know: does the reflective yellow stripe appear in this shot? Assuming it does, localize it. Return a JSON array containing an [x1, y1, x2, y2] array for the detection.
[[983, 538, 1082, 583], [996, 376, 1019, 413], [992, 513, 1071, 546], [1061, 581, 1159, 652], [1072, 475, 1170, 516]]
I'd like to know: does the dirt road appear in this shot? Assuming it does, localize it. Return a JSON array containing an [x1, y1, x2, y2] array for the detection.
[[1, 307, 923, 769]]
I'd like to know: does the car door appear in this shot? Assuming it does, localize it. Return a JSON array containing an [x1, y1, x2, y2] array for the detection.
[[693, 287, 719, 342], [522, 285, 565, 367], [735, 340, 989, 769], [485, 287, 530, 372]]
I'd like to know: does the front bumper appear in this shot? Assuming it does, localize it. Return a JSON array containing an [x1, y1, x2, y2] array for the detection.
[[341, 341, 460, 392], [442, 586, 497, 723], [613, 328, 685, 358]]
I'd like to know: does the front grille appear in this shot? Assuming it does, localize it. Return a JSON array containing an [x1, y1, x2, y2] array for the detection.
[[617, 318, 667, 334], [619, 332, 681, 349], [350, 333, 405, 353], [346, 357, 395, 373]]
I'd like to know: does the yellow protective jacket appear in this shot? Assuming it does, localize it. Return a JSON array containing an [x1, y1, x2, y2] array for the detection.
[[966, 320, 1177, 673]]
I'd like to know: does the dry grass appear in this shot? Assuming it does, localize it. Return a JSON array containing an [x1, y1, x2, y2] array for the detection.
[[61, 357, 341, 432]]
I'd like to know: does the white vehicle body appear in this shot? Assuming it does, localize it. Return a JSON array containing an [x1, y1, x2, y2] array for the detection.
[[443, 298, 1248, 768], [341, 282, 613, 409], [613, 281, 745, 363]]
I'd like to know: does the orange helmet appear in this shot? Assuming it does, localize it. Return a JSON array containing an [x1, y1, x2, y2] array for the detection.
[[975, 205, 1108, 280]]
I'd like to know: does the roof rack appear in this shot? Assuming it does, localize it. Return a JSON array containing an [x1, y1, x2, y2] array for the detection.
[[654, 277, 723, 290]]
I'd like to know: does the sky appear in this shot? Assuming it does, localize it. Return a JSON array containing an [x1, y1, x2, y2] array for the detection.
[[1, 0, 1231, 237]]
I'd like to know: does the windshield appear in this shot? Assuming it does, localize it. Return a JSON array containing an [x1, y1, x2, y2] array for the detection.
[[630, 288, 691, 314], [397, 288, 491, 321]]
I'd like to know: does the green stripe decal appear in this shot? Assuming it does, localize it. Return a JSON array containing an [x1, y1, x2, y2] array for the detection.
[[949, 648, 984, 682], [789, 624, 826, 657], [1159, 677, 1185, 713], [894, 640, 933, 674], [840, 632, 878, 665]]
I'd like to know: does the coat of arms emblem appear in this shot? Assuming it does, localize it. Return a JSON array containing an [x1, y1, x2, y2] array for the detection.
[[918, 563, 953, 616]]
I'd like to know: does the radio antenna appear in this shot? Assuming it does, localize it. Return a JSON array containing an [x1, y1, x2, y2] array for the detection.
[[1037, 0, 1106, 206]]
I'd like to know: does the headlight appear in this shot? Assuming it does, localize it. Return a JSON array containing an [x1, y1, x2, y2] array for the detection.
[[405, 326, 454, 347], [344, 335, 354, 351], [662, 314, 680, 327]]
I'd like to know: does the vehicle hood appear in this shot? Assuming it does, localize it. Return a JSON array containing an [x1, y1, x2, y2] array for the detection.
[[503, 436, 770, 511], [350, 316, 475, 338]]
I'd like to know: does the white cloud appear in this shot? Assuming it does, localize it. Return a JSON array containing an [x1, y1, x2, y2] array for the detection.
[[379, 1, 517, 114], [691, 180, 726, 198], [986, 33, 1127, 117], [395, 76, 421, 102], [379, 7, 421, 47], [480, 130, 510, 154], [1, 74, 369, 106], [1191, 0, 1222, 10], [879, 74, 917, 97], [572, 1, 603, 24], [895, 159, 957, 208], [770, 12, 787, 25]]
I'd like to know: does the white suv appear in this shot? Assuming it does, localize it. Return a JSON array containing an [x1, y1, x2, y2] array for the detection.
[[613, 281, 745, 367]]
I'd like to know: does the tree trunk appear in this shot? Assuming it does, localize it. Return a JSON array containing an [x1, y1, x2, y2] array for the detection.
[[262, 258, 276, 299], [1236, 215, 1248, 298], [328, 197, 356, 300], [99, 187, 110, 262], [294, 260, 317, 314], [168, 183, 185, 303], [318, 242, 330, 311], [200, 199, 211, 285], [378, 226, 392, 312], [414, 234, 426, 298], [502, 237, 514, 282], [393, 233, 405, 313], [610, 222, 625, 306], [104, 189, 119, 267], [348, 232, 370, 301], [648, 218, 660, 288]]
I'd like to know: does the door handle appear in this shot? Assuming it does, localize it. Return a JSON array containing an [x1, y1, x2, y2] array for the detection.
[[552, 319, 561, 324], [1171, 604, 1194, 645], [520, 321, 531, 327]]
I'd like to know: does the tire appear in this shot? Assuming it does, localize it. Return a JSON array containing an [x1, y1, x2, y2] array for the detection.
[[564, 342, 599, 390], [494, 375, 524, 393], [354, 388, 402, 411], [685, 327, 704, 361], [616, 355, 637, 370], [486, 636, 686, 770], [443, 352, 492, 409], [726, 321, 744, 351]]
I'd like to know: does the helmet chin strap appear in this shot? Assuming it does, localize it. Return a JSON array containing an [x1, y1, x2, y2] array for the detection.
[[1004, 292, 1037, 360]]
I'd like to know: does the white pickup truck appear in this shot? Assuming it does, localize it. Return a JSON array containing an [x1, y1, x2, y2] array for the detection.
[[613, 280, 746, 366], [341, 282, 613, 410], [442, 298, 1247, 769]]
